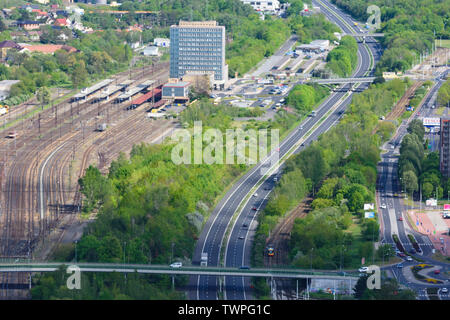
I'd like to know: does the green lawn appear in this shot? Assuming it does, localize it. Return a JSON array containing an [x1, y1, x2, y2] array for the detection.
[[435, 107, 445, 116]]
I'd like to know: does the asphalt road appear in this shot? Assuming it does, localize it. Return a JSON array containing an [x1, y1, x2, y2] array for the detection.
[[187, 0, 381, 300], [378, 69, 450, 298]]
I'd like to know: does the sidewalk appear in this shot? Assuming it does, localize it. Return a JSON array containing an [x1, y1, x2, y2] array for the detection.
[[408, 209, 450, 256]]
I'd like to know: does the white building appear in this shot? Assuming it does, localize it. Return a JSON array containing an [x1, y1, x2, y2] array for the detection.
[[241, 0, 280, 12], [153, 38, 170, 47], [142, 46, 159, 56]]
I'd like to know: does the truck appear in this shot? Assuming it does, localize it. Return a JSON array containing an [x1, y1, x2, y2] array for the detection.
[[200, 252, 208, 267], [97, 123, 107, 132], [0, 105, 9, 116]]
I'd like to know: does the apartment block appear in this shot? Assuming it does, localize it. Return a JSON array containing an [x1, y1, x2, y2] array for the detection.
[[440, 118, 450, 177], [170, 21, 228, 90]]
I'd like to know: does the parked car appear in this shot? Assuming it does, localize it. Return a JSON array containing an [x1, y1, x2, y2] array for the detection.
[[380, 204, 387, 209], [406, 256, 413, 261], [441, 288, 448, 293], [396, 263, 403, 268]]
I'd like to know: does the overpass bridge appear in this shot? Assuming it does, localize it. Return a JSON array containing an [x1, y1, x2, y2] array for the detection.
[[0, 261, 360, 281], [343, 33, 384, 37], [308, 77, 376, 84]]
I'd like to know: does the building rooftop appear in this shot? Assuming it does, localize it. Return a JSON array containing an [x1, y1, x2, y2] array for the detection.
[[0, 80, 20, 91], [163, 82, 190, 88], [20, 44, 76, 54], [0, 40, 21, 49], [178, 20, 218, 27], [16, 20, 41, 25]]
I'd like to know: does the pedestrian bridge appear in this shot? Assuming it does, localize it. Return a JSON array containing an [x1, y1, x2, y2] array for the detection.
[[0, 261, 360, 280]]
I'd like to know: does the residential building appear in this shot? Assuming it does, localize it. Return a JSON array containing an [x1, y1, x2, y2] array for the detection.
[[0, 40, 21, 60], [16, 20, 42, 30], [54, 18, 68, 27], [440, 118, 450, 177], [170, 20, 228, 90], [240, 0, 280, 12]]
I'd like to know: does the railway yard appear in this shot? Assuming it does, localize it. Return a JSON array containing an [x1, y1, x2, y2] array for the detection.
[[0, 61, 181, 299]]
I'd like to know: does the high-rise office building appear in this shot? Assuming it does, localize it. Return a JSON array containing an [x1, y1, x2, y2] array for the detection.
[[440, 118, 450, 177], [170, 21, 228, 90]]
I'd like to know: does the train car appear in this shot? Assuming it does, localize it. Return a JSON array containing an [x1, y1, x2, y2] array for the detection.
[[267, 245, 275, 257]]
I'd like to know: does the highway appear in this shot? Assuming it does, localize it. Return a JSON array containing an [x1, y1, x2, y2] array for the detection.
[[188, 0, 381, 300]]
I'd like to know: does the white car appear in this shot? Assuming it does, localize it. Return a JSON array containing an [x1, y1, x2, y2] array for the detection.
[[406, 256, 413, 261], [253, 193, 258, 197], [358, 267, 369, 273], [380, 204, 387, 209], [170, 262, 182, 268], [441, 288, 448, 294]]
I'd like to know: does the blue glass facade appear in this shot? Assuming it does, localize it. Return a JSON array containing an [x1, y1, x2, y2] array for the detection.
[[170, 22, 227, 84]]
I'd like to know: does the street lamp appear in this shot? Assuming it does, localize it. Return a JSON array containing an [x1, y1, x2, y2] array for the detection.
[[74, 240, 78, 263]]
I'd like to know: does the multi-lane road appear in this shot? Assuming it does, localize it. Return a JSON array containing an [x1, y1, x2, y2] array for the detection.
[[378, 69, 450, 298], [188, 0, 382, 300]]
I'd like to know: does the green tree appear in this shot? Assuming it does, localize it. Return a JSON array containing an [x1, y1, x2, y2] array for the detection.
[[402, 170, 418, 194], [36, 86, 51, 109]]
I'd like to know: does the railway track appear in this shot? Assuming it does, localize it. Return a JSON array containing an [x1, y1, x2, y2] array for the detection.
[[262, 196, 313, 300], [0, 62, 170, 298]]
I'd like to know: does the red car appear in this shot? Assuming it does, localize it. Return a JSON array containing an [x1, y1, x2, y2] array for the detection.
[[398, 252, 406, 257], [252, 207, 258, 211], [434, 269, 441, 275], [398, 216, 403, 221]]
